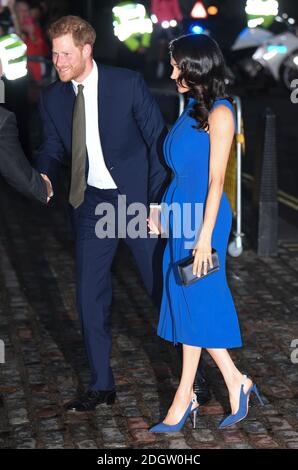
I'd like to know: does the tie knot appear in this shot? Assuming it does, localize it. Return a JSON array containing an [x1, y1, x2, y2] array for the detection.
[[77, 84, 84, 93]]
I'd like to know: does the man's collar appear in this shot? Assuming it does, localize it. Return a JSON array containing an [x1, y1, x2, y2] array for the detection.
[[71, 59, 97, 91]]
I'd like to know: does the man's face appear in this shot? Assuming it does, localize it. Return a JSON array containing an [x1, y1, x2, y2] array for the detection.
[[52, 33, 88, 82]]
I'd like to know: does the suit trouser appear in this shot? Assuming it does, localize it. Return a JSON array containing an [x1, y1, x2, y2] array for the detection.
[[71, 186, 163, 391]]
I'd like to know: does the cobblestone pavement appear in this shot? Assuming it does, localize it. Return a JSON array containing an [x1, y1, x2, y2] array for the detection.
[[0, 185, 297, 450]]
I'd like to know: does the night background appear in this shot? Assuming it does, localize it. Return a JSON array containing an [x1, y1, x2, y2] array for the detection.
[[1, 0, 298, 224]]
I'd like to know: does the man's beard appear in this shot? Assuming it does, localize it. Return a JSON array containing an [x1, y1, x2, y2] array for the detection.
[[56, 62, 86, 82]]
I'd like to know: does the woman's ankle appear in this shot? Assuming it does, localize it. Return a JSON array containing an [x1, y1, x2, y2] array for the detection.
[[225, 371, 245, 392], [175, 387, 194, 402]]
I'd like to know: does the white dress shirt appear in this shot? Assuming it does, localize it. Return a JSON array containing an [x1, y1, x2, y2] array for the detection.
[[72, 60, 117, 189]]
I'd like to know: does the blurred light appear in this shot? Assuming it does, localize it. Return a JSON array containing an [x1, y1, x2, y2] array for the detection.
[[151, 14, 158, 24], [170, 19, 178, 27], [113, 2, 153, 42], [190, 24, 204, 35], [207, 6, 218, 16], [113, 3, 146, 17], [282, 13, 288, 19], [245, 0, 279, 16], [248, 17, 265, 28], [0, 34, 27, 80], [293, 56, 298, 66], [191, 1, 208, 19], [267, 45, 288, 54], [263, 49, 278, 61], [114, 20, 153, 41], [288, 18, 295, 25], [239, 28, 249, 38], [161, 21, 170, 29]]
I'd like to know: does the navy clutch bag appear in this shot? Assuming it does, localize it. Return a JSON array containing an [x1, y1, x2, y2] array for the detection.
[[177, 248, 220, 286]]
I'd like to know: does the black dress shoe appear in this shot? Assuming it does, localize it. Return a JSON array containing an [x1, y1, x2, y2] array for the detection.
[[64, 390, 116, 412], [193, 369, 212, 406]]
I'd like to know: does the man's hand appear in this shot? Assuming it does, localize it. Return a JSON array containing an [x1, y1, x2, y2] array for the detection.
[[41, 173, 53, 203], [147, 205, 162, 235]]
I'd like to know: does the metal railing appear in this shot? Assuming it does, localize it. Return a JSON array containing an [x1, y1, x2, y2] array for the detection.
[[226, 95, 245, 257]]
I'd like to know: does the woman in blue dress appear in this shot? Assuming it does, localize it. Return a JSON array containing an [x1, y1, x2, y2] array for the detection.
[[148, 34, 264, 433]]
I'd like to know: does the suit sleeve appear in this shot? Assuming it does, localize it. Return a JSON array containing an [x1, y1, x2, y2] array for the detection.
[[132, 72, 169, 204], [0, 112, 47, 204], [35, 91, 66, 190]]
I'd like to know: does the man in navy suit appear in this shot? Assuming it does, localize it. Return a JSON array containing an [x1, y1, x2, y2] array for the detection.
[[37, 16, 210, 412], [37, 15, 169, 411]]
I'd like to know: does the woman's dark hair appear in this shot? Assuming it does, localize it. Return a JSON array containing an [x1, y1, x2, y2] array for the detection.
[[169, 34, 231, 131]]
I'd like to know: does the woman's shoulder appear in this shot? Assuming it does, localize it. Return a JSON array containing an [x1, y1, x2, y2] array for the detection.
[[212, 97, 234, 112], [187, 96, 234, 114], [210, 98, 236, 130]]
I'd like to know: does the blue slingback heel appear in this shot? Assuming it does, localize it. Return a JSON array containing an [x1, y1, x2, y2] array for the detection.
[[219, 374, 264, 429], [149, 394, 199, 433]]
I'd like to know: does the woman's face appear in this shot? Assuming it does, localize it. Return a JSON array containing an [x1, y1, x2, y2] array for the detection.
[[170, 56, 190, 94], [15, 1, 30, 22]]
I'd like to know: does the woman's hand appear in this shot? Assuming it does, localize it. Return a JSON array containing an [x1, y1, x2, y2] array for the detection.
[[192, 236, 213, 277]]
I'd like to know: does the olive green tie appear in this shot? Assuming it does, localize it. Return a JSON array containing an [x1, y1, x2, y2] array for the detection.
[[69, 84, 87, 208]]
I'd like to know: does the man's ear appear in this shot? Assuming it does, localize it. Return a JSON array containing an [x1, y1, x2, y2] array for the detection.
[[83, 44, 92, 59]]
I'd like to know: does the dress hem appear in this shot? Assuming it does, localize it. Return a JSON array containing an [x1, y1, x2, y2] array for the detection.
[[157, 333, 243, 349]]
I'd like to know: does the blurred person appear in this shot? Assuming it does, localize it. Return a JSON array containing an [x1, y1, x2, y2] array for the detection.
[[30, 1, 47, 26], [150, 0, 183, 23], [148, 34, 264, 432], [12, 0, 49, 82], [0, 0, 22, 35], [0, 56, 51, 203], [0, 8, 31, 156], [36, 15, 210, 412], [149, 0, 184, 79], [0, 1, 11, 36]]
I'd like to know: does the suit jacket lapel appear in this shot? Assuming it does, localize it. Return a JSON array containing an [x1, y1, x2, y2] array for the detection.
[[97, 64, 115, 162], [98, 64, 107, 154], [61, 82, 76, 133]]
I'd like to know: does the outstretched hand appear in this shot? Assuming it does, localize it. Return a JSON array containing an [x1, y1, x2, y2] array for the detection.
[[147, 206, 162, 235], [41, 173, 53, 203]]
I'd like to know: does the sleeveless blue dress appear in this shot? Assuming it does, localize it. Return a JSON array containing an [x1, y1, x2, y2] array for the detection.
[[157, 98, 243, 348]]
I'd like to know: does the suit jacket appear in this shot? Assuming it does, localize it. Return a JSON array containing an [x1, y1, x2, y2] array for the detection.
[[36, 64, 168, 206], [0, 106, 47, 204]]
